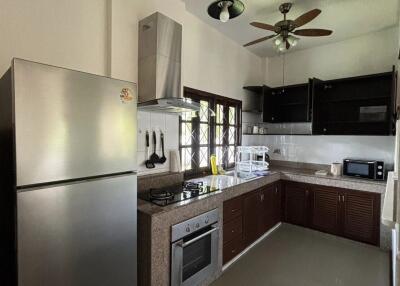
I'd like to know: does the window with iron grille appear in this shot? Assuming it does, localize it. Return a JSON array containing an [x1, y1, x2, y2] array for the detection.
[[180, 87, 242, 177]]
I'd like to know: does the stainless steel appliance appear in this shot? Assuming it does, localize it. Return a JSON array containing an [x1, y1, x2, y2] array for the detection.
[[138, 182, 220, 206], [0, 58, 138, 286], [171, 209, 219, 286], [138, 12, 200, 113], [343, 158, 385, 180]]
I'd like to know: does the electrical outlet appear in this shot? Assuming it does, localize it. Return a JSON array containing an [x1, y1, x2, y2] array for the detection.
[[273, 148, 281, 155]]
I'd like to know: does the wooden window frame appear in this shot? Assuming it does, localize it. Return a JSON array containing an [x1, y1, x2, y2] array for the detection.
[[180, 87, 242, 178]]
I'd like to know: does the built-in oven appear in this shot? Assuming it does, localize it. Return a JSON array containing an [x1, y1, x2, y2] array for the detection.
[[171, 208, 219, 286]]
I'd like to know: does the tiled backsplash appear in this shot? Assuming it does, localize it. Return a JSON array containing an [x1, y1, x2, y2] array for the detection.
[[243, 134, 395, 167], [137, 111, 179, 175]]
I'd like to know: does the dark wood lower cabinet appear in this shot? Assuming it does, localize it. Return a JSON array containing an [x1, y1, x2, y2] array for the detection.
[[223, 181, 381, 265], [342, 190, 380, 245], [283, 182, 310, 227], [283, 181, 381, 246], [310, 187, 340, 235], [243, 190, 262, 246], [223, 182, 281, 264]]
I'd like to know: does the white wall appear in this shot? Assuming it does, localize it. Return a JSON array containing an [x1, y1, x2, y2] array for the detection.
[[267, 27, 398, 86], [249, 27, 399, 166], [0, 0, 265, 175]]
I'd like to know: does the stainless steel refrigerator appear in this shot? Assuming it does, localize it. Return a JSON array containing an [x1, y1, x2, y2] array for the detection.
[[0, 59, 138, 286]]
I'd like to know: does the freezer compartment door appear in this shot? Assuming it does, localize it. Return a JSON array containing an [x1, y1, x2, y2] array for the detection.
[[13, 59, 137, 186], [17, 174, 137, 286]]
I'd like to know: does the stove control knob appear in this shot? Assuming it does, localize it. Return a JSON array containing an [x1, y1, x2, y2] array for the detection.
[[186, 226, 190, 233], [205, 218, 209, 224], [195, 223, 200, 228]]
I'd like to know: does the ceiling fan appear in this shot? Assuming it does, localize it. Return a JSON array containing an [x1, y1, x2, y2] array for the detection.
[[244, 2, 333, 51]]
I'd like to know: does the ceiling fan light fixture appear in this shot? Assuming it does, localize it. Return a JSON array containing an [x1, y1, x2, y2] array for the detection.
[[278, 41, 286, 52], [208, 0, 245, 23], [219, 1, 231, 22], [274, 35, 284, 46], [287, 35, 299, 47]]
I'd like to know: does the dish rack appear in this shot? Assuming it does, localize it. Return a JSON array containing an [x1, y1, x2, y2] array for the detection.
[[235, 146, 269, 176]]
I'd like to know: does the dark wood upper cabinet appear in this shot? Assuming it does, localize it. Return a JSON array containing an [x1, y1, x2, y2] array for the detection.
[[312, 69, 396, 135], [263, 83, 311, 123], [251, 68, 397, 135]]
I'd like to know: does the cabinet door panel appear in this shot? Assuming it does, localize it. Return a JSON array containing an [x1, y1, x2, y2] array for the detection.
[[311, 188, 340, 235], [260, 186, 275, 233], [284, 183, 308, 226], [342, 191, 380, 245], [243, 191, 261, 247], [272, 184, 282, 226], [223, 216, 242, 245], [223, 236, 244, 264]]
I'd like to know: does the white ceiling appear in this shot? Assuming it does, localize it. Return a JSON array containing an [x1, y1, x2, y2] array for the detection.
[[183, 0, 399, 57]]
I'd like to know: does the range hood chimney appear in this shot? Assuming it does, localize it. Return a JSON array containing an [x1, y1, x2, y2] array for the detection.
[[138, 12, 199, 113]]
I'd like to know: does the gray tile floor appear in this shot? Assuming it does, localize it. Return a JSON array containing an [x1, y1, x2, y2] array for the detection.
[[211, 224, 390, 286]]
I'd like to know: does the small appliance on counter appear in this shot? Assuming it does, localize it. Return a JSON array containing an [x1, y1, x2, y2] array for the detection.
[[343, 158, 385, 180], [138, 182, 219, 206]]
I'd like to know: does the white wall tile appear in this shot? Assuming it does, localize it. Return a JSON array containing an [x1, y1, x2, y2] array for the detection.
[[137, 111, 150, 152], [137, 111, 180, 175], [256, 135, 396, 166]]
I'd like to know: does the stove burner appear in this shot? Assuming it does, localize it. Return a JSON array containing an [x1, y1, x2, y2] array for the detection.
[[149, 189, 175, 201], [138, 181, 219, 206]]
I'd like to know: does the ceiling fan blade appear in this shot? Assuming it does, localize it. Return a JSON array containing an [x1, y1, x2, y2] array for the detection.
[[294, 29, 333, 37], [250, 22, 276, 32], [294, 9, 321, 28], [243, 35, 276, 47]]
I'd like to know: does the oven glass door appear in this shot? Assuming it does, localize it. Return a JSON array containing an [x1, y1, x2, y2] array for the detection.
[[182, 228, 212, 281], [171, 224, 219, 286]]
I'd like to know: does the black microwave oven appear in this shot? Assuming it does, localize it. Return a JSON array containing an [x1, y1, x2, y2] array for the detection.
[[343, 159, 385, 180]]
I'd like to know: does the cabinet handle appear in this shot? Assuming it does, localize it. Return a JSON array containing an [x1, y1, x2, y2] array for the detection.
[[342, 195, 345, 203], [338, 194, 341, 202], [231, 209, 237, 213], [275, 187, 278, 194], [231, 230, 235, 233], [231, 249, 236, 254], [306, 190, 309, 196]]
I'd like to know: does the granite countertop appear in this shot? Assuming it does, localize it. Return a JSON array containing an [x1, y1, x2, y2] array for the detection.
[[137, 166, 387, 216]]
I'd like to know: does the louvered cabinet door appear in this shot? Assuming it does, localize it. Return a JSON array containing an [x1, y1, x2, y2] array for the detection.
[[342, 191, 380, 246], [310, 187, 340, 235]]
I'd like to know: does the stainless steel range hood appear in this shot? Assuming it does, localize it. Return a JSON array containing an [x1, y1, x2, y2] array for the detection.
[[138, 12, 199, 113]]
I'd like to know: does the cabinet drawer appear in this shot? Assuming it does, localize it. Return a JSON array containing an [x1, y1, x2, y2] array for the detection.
[[224, 196, 243, 223], [223, 236, 243, 264], [223, 216, 242, 245]]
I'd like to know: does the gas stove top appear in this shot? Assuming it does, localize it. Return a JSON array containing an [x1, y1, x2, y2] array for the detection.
[[138, 181, 219, 206]]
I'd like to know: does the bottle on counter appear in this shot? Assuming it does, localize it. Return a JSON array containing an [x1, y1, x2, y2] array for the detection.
[[210, 154, 218, 175]]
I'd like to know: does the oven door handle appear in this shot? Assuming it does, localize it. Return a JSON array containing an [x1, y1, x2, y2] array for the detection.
[[181, 226, 219, 248]]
